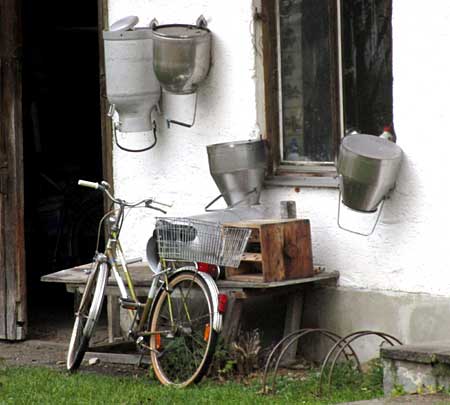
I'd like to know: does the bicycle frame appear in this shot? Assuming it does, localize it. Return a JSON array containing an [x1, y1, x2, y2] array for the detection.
[[98, 203, 223, 344], [70, 179, 224, 385]]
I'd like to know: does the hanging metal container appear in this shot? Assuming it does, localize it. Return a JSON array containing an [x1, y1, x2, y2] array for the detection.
[[103, 17, 160, 133], [206, 139, 267, 210], [152, 16, 211, 95], [337, 134, 402, 235]]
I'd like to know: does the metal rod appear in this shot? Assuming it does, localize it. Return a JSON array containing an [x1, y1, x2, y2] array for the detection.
[[326, 331, 402, 393], [270, 330, 358, 394], [337, 188, 385, 236], [204, 188, 258, 211], [166, 92, 199, 129], [261, 328, 360, 395], [113, 107, 158, 153], [318, 330, 402, 394]]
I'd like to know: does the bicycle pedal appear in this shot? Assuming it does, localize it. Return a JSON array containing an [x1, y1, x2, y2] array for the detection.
[[136, 336, 151, 352], [119, 298, 143, 310]]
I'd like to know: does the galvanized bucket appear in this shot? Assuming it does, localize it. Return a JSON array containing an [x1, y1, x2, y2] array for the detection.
[[336, 134, 402, 236], [337, 134, 402, 212]]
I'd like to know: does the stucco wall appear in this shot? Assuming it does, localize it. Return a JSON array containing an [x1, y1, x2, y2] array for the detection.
[[108, 0, 450, 297]]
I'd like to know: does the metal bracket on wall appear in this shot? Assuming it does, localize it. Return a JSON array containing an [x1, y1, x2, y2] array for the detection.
[[337, 188, 385, 237], [110, 105, 158, 153], [166, 92, 199, 129]]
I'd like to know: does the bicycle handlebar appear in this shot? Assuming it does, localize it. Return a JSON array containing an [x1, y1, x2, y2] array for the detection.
[[78, 179, 170, 213], [78, 180, 103, 190]]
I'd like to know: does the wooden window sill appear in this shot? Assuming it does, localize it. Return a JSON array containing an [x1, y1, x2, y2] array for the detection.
[[265, 174, 339, 188]]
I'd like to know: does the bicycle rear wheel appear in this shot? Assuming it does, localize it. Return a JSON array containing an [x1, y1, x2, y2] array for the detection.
[[67, 261, 108, 371], [149, 270, 218, 387]]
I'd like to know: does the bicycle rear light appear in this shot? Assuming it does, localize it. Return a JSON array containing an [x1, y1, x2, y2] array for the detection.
[[197, 262, 218, 278], [218, 293, 228, 314], [197, 262, 213, 273]]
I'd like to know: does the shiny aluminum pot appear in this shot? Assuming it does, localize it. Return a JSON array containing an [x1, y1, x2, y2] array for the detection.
[[152, 24, 211, 94], [337, 134, 402, 212]]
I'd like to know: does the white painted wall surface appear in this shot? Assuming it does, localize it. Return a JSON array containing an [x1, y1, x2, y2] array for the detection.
[[109, 0, 450, 296]]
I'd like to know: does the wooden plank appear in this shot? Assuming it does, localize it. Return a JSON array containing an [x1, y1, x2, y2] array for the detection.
[[43, 264, 337, 290], [259, 222, 283, 282], [240, 252, 262, 262], [256, 220, 313, 282], [0, 0, 26, 340], [225, 274, 265, 283], [225, 218, 301, 227], [218, 270, 338, 289], [41, 262, 152, 286], [0, 193, 6, 338], [282, 219, 314, 280], [248, 229, 260, 243], [222, 295, 244, 345], [282, 292, 305, 363], [85, 351, 150, 366], [224, 261, 262, 279], [107, 296, 122, 342], [226, 219, 313, 282], [260, 0, 279, 175], [97, 0, 114, 194]]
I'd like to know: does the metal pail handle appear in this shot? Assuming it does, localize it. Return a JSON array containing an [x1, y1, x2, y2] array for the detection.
[[204, 188, 257, 212]]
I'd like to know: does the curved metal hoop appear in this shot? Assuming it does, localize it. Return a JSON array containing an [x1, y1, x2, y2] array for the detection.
[[318, 330, 403, 395], [261, 328, 360, 395]]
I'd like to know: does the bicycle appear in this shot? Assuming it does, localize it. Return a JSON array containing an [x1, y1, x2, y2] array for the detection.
[[66, 179, 251, 387]]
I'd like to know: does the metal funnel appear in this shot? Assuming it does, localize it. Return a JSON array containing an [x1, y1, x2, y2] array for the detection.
[[207, 140, 267, 207]]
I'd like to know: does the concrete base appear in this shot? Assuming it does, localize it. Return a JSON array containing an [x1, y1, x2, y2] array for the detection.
[[301, 286, 450, 362], [381, 342, 450, 395]]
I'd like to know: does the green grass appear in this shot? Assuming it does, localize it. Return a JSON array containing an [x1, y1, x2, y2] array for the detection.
[[0, 363, 383, 405]]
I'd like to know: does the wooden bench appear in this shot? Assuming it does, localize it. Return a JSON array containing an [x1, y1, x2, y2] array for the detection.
[[41, 262, 338, 362]]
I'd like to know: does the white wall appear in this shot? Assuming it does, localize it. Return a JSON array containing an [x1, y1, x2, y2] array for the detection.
[[109, 0, 450, 296]]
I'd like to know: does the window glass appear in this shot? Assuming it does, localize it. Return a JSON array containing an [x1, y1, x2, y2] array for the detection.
[[341, 0, 393, 135], [279, 0, 335, 163]]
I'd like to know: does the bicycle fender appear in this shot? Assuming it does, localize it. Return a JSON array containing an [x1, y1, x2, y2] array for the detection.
[[171, 267, 223, 333]]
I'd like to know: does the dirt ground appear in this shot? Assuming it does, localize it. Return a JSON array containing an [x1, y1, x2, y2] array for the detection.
[[0, 303, 149, 378]]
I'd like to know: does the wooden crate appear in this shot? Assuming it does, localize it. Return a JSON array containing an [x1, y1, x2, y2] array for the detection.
[[224, 218, 313, 282]]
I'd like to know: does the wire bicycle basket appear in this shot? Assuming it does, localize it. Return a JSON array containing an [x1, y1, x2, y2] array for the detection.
[[155, 217, 251, 268]]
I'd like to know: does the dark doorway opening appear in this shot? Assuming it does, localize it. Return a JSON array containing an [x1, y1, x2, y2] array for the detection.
[[22, 1, 104, 328]]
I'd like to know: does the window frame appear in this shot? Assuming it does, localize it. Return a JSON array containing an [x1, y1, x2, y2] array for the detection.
[[259, 0, 342, 187]]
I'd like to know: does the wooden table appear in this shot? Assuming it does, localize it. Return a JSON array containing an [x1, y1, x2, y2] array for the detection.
[[41, 262, 338, 362]]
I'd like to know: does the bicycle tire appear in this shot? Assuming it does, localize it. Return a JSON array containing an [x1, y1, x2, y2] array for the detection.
[[149, 270, 218, 387], [67, 261, 109, 371]]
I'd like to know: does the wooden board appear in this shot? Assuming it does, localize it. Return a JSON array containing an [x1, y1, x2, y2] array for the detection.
[[42, 262, 337, 290], [0, 0, 26, 340], [226, 219, 313, 282]]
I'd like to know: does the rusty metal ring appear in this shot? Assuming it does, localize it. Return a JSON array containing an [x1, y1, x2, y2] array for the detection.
[[318, 330, 402, 394], [262, 328, 360, 395]]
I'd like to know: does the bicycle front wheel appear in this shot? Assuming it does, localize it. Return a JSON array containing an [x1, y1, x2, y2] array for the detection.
[[67, 261, 108, 371], [149, 270, 218, 387]]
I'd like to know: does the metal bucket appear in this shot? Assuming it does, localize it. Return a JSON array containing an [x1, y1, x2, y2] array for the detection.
[[152, 23, 211, 95], [103, 28, 160, 132], [207, 140, 267, 207], [337, 134, 402, 212]]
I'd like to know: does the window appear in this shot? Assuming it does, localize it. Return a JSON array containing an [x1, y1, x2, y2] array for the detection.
[[260, 0, 393, 186]]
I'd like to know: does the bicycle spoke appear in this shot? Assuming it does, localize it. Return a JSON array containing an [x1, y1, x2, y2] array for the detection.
[[150, 271, 217, 386]]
